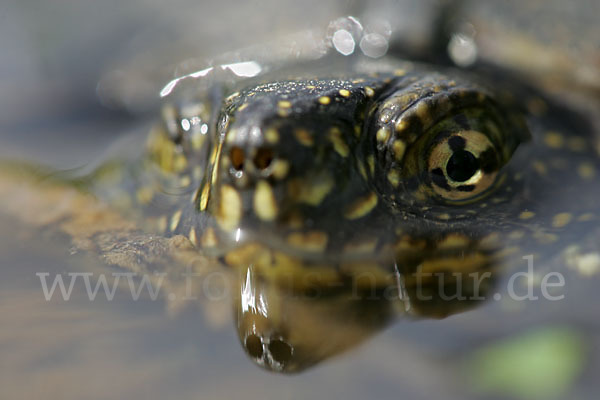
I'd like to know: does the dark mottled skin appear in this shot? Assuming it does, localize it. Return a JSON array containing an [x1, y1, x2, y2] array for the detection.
[[11, 1, 595, 374], [123, 58, 596, 273]]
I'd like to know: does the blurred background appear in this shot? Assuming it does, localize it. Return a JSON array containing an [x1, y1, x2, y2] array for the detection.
[[1, 1, 599, 399]]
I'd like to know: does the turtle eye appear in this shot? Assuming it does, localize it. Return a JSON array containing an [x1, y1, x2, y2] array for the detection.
[[428, 130, 500, 201], [368, 75, 529, 206]]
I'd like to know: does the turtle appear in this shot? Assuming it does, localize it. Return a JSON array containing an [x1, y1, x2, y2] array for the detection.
[[1, 0, 599, 374]]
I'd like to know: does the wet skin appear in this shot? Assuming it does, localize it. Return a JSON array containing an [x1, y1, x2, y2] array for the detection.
[[90, 57, 599, 284], [74, 54, 600, 372]]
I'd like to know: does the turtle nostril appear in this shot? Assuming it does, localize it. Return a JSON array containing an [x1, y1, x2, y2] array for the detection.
[[230, 147, 245, 171], [253, 147, 274, 170], [268, 339, 293, 364], [245, 334, 264, 359]]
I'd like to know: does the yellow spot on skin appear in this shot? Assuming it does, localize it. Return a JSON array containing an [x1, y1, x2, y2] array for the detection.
[[514, 172, 523, 181], [367, 154, 375, 175], [376, 127, 390, 143], [578, 162, 596, 180], [344, 192, 378, 220], [287, 231, 328, 252], [387, 170, 400, 187], [318, 96, 331, 105], [358, 161, 368, 180], [262, 250, 341, 289], [392, 140, 406, 161], [438, 234, 470, 249], [552, 213, 572, 228], [156, 216, 167, 233], [237, 103, 249, 111], [532, 161, 547, 175], [534, 231, 558, 244], [225, 92, 240, 102], [436, 213, 451, 220], [189, 227, 198, 246], [265, 128, 279, 144], [354, 125, 362, 137], [565, 248, 600, 276], [278, 100, 292, 108], [577, 213, 595, 222], [519, 211, 535, 220], [191, 131, 206, 150], [413, 188, 427, 202], [199, 183, 210, 211], [147, 125, 177, 172], [294, 128, 314, 146], [305, 85, 316, 89], [365, 87, 375, 97], [340, 261, 394, 288], [289, 174, 334, 206], [508, 230, 525, 240], [173, 154, 188, 172], [338, 89, 350, 97], [277, 108, 291, 117], [170, 210, 182, 232], [496, 246, 520, 258], [254, 180, 278, 221], [225, 128, 238, 145], [223, 243, 267, 269], [395, 118, 409, 133], [179, 176, 191, 187], [136, 187, 154, 205], [201, 227, 218, 248], [395, 236, 427, 252], [415, 101, 431, 124], [216, 185, 242, 231], [480, 232, 501, 249], [394, 68, 406, 76], [397, 93, 418, 108], [329, 127, 349, 157], [271, 159, 290, 180], [576, 254, 600, 276], [544, 131, 565, 149]]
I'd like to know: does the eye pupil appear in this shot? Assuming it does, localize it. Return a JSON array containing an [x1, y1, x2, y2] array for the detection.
[[446, 150, 479, 182]]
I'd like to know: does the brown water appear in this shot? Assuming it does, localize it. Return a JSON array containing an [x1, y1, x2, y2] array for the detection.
[[2, 211, 599, 399]]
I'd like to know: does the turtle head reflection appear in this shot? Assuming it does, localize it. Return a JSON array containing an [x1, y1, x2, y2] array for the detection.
[[233, 235, 501, 373], [235, 265, 396, 373], [236, 266, 297, 372]]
